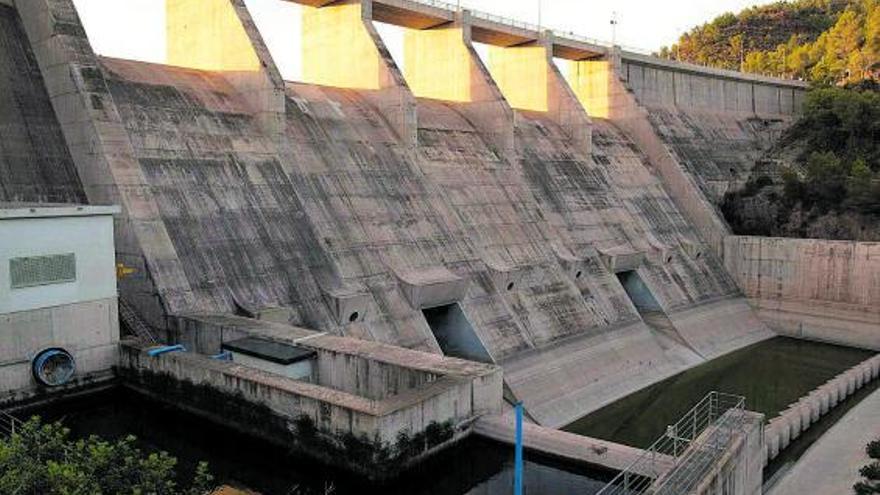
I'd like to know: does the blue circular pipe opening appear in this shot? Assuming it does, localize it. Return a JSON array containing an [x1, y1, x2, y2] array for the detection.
[[32, 348, 76, 387]]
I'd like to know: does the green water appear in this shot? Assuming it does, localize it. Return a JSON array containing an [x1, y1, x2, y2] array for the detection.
[[26, 388, 612, 495], [563, 337, 874, 449]]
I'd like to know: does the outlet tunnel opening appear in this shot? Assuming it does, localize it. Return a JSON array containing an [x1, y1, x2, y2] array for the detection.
[[616, 270, 662, 313], [422, 304, 493, 364], [616, 270, 698, 355]]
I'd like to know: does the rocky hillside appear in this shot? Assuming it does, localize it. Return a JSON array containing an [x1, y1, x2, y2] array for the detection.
[[723, 83, 880, 240]]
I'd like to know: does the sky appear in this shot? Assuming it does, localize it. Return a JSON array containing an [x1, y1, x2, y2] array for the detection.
[[71, 0, 771, 80]]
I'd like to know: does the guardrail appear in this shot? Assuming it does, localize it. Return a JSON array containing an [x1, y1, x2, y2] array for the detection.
[[400, 0, 458, 11], [468, 8, 541, 33], [0, 410, 23, 438], [596, 391, 747, 495], [384, 0, 799, 78]]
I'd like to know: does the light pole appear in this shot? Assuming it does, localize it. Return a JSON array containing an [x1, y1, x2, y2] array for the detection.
[[537, 0, 543, 30], [610, 11, 618, 47]]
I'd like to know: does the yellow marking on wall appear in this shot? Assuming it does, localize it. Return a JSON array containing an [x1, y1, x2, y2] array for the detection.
[[403, 25, 471, 102], [301, 1, 382, 90], [487, 44, 548, 112], [116, 263, 136, 280], [166, 0, 260, 71], [568, 60, 613, 119]]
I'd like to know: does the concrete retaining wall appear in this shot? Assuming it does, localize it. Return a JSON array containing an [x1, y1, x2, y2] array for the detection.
[[764, 354, 880, 463], [171, 314, 500, 404], [120, 330, 503, 476], [724, 236, 880, 350], [620, 53, 806, 118]]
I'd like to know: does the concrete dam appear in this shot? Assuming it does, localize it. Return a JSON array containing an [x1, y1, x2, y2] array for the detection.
[[0, 0, 878, 493]]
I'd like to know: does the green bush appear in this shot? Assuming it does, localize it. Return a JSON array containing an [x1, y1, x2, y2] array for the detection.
[[855, 437, 880, 494], [780, 86, 880, 216], [0, 417, 215, 495]]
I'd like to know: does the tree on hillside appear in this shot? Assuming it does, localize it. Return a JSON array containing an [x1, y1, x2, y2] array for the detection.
[[661, 0, 880, 85]]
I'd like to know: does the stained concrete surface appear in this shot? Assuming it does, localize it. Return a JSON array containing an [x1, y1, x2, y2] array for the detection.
[[646, 108, 788, 205], [0, 5, 84, 204], [768, 385, 880, 495], [2, 0, 826, 433]]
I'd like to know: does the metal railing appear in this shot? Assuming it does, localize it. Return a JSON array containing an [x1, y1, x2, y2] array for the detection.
[[550, 30, 611, 48], [468, 9, 541, 33], [596, 392, 747, 495], [0, 409, 24, 438], [388, 0, 798, 78], [400, 0, 458, 11]]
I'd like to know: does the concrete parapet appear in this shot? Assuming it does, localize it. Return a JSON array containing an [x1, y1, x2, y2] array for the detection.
[[618, 52, 806, 118], [778, 413, 791, 450], [806, 395, 821, 423], [837, 374, 851, 398], [827, 382, 840, 408], [861, 362, 873, 384], [765, 353, 880, 465], [870, 356, 880, 379], [765, 420, 781, 461], [817, 387, 830, 415]]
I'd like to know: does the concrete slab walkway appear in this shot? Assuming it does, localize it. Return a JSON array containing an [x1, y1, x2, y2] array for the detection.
[[769, 386, 880, 495]]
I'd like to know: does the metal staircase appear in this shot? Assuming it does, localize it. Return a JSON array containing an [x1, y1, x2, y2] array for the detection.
[[118, 298, 158, 344]]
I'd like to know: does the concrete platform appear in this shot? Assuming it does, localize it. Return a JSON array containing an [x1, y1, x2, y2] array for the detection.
[[474, 414, 673, 477], [768, 386, 880, 495]]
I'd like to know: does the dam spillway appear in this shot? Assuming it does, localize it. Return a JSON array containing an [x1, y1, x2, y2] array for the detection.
[[0, 0, 878, 492]]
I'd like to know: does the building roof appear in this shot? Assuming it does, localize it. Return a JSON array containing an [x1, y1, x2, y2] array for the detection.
[[222, 336, 316, 365], [0, 203, 120, 219]]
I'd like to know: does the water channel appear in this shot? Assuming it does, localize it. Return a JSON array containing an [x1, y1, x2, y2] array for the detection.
[[563, 336, 876, 479], [24, 387, 611, 495], [20, 336, 876, 493]]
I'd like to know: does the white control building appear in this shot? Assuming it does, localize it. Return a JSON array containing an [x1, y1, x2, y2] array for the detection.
[[0, 204, 120, 403]]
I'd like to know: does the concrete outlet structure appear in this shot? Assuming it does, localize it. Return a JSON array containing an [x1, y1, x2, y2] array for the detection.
[[122, 314, 501, 478]]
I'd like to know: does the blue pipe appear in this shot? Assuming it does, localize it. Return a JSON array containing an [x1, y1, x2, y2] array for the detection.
[[147, 345, 185, 357], [211, 350, 233, 361], [514, 401, 523, 495]]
